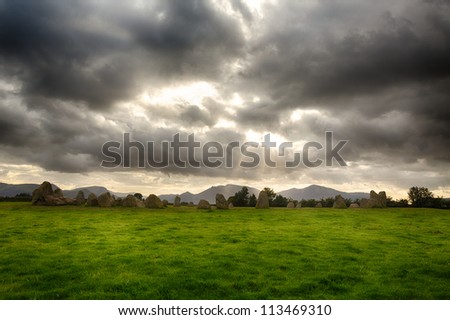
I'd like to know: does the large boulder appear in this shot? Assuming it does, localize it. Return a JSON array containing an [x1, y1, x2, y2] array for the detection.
[[162, 199, 169, 207], [31, 181, 76, 206], [228, 203, 234, 209], [361, 191, 387, 208], [97, 192, 115, 207], [123, 194, 139, 207], [296, 203, 302, 208], [54, 188, 64, 197], [315, 202, 323, 208], [197, 199, 211, 209], [145, 194, 164, 209], [174, 195, 181, 207], [86, 193, 99, 207], [333, 195, 347, 209], [349, 203, 360, 208], [215, 193, 228, 209], [255, 191, 269, 209], [287, 202, 295, 208], [31, 181, 54, 205], [75, 190, 86, 205], [44, 194, 77, 206]]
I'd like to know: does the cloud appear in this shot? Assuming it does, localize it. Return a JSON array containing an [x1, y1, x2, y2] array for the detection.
[[0, 0, 448, 196]]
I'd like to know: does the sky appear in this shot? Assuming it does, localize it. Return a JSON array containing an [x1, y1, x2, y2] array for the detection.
[[0, 0, 449, 199]]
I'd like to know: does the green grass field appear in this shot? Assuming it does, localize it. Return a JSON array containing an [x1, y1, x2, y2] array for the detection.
[[0, 202, 449, 299]]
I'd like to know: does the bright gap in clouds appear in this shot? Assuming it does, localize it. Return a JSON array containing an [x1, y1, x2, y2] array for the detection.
[[141, 82, 218, 107]]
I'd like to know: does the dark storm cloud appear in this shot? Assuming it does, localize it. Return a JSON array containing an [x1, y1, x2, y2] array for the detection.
[[242, 1, 450, 108], [234, 0, 450, 167], [0, 0, 244, 110]]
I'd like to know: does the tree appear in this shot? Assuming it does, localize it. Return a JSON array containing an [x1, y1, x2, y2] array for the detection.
[[234, 186, 249, 207], [248, 194, 257, 207], [386, 197, 409, 208], [300, 198, 317, 207], [408, 187, 433, 207], [272, 194, 289, 207], [262, 187, 276, 205], [321, 197, 334, 207]]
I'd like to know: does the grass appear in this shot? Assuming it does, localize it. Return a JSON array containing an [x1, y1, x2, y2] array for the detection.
[[0, 202, 449, 299]]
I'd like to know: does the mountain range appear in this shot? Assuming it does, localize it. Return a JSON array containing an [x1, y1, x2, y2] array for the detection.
[[279, 185, 370, 201], [1, 182, 370, 203], [159, 184, 369, 203], [0, 182, 125, 198], [159, 184, 260, 203]]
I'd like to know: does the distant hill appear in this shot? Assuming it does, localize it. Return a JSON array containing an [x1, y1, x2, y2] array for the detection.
[[0, 182, 58, 197], [159, 184, 260, 203], [279, 184, 369, 201], [0, 182, 125, 198], [63, 186, 110, 198]]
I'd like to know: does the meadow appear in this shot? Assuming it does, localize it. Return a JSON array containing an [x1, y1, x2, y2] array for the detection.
[[0, 203, 449, 299]]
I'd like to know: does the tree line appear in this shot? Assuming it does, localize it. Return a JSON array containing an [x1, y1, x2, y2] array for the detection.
[[227, 186, 448, 209]]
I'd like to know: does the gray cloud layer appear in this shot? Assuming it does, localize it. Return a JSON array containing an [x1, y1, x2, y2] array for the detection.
[[0, 0, 449, 192]]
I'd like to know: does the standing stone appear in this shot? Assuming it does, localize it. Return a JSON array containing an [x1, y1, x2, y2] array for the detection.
[[228, 203, 234, 209], [31, 181, 77, 206], [75, 191, 86, 205], [123, 194, 139, 207], [378, 191, 387, 208], [296, 203, 302, 208], [287, 202, 295, 208], [362, 191, 387, 208], [197, 199, 211, 209], [31, 181, 54, 205], [349, 203, 360, 208], [315, 202, 323, 208], [360, 198, 369, 208], [368, 190, 381, 208], [174, 195, 181, 207], [86, 193, 99, 207], [256, 191, 269, 209], [215, 193, 228, 209], [145, 194, 164, 209], [97, 192, 115, 207], [333, 195, 347, 209], [162, 199, 169, 207]]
